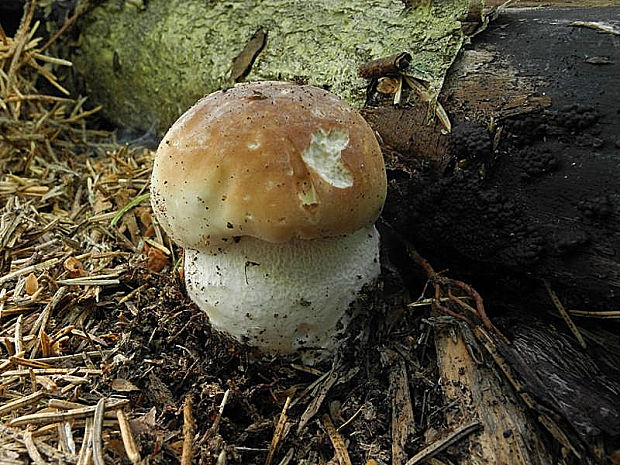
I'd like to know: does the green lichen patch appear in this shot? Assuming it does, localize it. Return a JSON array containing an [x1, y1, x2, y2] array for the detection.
[[76, 0, 474, 132]]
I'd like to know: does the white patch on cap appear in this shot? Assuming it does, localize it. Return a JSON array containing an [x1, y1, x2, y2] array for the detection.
[[301, 129, 353, 188]]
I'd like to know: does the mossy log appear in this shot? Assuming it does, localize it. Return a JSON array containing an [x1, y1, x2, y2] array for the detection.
[[73, 2, 619, 311], [73, 0, 476, 133]]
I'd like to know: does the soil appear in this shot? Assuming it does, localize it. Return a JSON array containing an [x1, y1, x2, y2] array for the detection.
[[89, 261, 443, 464]]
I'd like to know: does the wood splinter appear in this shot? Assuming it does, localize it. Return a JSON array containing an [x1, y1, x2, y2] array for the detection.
[[181, 394, 195, 465]]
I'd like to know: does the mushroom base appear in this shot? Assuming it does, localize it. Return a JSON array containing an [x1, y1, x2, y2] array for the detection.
[[184, 225, 381, 357]]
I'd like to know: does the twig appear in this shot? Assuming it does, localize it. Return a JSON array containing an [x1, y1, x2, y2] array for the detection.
[[0, 258, 61, 286], [568, 309, 620, 319], [337, 404, 364, 432], [0, 389, 46, 415], [404, 421, 481, 465], [544, 280, 586, 349], [207, 388, 230, 438], [9, 398, 127, 426], [40, 0, 90, 52], [14, 314, 24, 354], [49, 399, 117, 418], [2, 368, 102, 377], [537, 413, 581, 458], [289, 370, 329, 408], [29, 286, 68, 356], [276, 448, 295, 465], [0, 23, 7, 46], [569, 21, 620, 36], [7, 0, 37, 87], [297, 368, 339, 433], [359, 52, 412, 79], [35, 350, 111, 363], [181, 394, 196, 465]]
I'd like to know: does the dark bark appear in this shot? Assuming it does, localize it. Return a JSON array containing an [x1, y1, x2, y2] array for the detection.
[[370, 6, 620, 312]]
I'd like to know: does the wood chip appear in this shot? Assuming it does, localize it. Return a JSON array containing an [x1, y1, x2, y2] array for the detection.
[[265, 396, 292, 465], [389, 355, 414, 465], [229, 28, 267, 83], [321, 414, 352, 465], [117, 409, 141, 465], [181, 394, 195, 465]]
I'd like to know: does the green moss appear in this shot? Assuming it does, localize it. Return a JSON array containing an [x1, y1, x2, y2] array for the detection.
[[76, 0, 474, 133]]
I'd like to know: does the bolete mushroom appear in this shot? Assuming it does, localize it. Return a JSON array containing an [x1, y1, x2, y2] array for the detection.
[[150, 81, 387, 357]]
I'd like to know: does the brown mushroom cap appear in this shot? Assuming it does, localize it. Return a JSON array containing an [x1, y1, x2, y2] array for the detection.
[[150, 81, 387, 249]]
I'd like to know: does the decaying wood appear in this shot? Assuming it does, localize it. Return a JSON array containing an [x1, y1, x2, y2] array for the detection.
[[373, 11, 620, 454], [373, 6, 620, 312], [266, 396, 292, 465], [321, 414, 352, 465], [403, 420, 481, 465], [435, 328, 553, 465], [388, 353, 414, 465]]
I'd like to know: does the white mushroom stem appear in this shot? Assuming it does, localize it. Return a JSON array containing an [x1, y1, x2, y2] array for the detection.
[[184, 225, 381, 355]]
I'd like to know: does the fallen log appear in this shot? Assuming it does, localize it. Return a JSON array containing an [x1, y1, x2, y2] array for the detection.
[[71, 0, 474, 133], [371, 6, 620, 312]]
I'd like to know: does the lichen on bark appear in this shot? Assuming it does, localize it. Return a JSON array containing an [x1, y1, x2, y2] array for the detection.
[[75, 0, 473, 133]]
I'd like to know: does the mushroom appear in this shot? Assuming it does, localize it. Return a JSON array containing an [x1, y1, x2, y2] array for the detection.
[[150, 81, 387, 357]]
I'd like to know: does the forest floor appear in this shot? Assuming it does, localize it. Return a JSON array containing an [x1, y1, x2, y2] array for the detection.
[[1, 2, 618, 465]]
